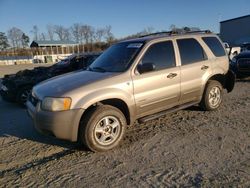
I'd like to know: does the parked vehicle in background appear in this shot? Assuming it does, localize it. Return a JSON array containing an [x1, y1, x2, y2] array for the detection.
[[230, 51, 250, 78], [240, 42, 250, 52], [27, 30, 235, 152], [0, 52, 101, 105], [224, 42, 241, 59], [32, 59, 44, 64]]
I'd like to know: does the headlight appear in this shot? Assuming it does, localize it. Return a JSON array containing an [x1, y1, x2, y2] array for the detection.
[[1, 85, 8, 91], [41, 97, 72, 111]]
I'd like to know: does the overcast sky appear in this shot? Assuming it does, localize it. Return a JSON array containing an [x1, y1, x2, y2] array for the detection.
[[0, 0, 249, 39]]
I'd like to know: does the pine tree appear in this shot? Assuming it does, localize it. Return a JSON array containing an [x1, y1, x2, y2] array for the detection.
[[0, 32, 9, 50], [21, 33, 30, 47]]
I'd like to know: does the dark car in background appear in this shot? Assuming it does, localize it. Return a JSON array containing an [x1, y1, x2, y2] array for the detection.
[[240, 42, 250, 53], [230, 51, 250, 78], [0, 52, 101, 105]]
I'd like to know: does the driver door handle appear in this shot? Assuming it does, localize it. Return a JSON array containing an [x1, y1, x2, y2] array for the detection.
[[167, 73, 177, 79]]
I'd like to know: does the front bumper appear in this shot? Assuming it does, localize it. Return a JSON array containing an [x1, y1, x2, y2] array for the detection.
[[0, 86, 16, 102], [26, 100, 85, 142]]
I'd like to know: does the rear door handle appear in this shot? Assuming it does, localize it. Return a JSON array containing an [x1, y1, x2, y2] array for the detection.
[[167, 73, 177, 79], [201, 65, 209, 70]]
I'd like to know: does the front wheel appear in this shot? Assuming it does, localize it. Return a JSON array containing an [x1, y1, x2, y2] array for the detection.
[[200, 80, 223, 111], [16, 86, 32, 106], [79, 105, 126, 152]]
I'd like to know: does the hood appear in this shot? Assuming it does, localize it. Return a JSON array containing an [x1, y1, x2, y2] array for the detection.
[[34, 70, 118, 99]]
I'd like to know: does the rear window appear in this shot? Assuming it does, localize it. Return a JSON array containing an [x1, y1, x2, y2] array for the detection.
[[177, 38, 207, 65], [202, 37, 226, 57]]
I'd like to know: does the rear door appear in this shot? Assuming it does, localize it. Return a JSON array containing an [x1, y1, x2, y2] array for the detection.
[[177, 38, 212, 104], [132, 40, 181, 118]]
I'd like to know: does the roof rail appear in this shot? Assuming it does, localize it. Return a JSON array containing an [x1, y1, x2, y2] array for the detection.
[[139, 29, 212, 38], [139, 31, 177, 38], [185, 30, 212, 34]]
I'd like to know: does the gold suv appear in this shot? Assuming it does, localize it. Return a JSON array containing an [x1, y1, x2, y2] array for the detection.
[[27, 30, 235, 152]]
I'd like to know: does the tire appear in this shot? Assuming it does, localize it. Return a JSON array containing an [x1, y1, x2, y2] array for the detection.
[[200, 80, 223, 111], [16, 86, 32, 106], [79, 105, 126, 152]]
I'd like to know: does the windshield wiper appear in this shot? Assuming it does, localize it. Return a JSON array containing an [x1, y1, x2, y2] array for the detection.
[[88, 67, 106, 72]]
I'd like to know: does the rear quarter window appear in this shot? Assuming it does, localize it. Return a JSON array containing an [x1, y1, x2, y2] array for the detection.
[[202, 37, 226, 57]]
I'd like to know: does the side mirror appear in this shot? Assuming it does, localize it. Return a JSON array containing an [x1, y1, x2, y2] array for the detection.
[[137, 63, 156, 74]]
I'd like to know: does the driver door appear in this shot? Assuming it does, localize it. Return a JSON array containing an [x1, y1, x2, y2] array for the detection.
[[132, 40, 181, 118]]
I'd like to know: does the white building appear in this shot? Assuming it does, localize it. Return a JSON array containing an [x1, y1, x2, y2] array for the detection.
[[220, 15, 250, 46]]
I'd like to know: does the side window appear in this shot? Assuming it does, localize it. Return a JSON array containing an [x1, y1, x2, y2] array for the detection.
[[71, 56, 83, 70], [177, 38, 207, 65], [140, 41, 176, 71], [202, 37, 226, 57]]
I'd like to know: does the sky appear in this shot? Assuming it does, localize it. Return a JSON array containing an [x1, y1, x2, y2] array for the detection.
[[0, 0, 249, 40]]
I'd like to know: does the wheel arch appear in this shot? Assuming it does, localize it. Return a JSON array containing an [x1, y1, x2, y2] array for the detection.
[[76, 98, 132, 141], [204, 71, 235, 93]]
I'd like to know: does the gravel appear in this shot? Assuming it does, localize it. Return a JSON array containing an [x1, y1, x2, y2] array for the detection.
[[0, 65, 249, 187]]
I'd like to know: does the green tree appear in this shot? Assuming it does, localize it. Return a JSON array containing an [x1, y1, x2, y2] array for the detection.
[[0, 32, 9, 50]]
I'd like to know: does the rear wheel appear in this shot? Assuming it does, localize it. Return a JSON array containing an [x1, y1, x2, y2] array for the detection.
[[200, 80, 223, 111], [16, 86, 32, 106], [79, 105, 126, 152]]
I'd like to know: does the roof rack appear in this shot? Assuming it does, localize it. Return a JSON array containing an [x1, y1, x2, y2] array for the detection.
[[139, 30, 212, 38], [139, 31, 178, 38], [185, 30, 212, 34]]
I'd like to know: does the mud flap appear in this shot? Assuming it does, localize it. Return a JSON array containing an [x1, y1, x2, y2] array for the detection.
[[225, 70, 236, 93]]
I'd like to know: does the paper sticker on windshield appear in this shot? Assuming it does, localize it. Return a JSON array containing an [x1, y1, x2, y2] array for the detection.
[[127, 43, 143, 48]]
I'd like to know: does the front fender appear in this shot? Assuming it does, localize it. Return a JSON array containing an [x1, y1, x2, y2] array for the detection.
[[74, 88, 136, 117]]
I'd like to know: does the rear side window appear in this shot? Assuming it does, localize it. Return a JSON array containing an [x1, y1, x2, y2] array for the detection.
[[141, 41, 176, 71], [202, 37, 226, 57], [177, 38, 207, 65]]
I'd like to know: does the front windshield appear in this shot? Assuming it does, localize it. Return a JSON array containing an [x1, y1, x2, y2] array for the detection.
[[89, 42, 144, 72]]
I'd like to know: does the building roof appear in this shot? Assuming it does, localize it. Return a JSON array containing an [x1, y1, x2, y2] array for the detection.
[[30, 40, 78, 47], [220, 14, 250, 23]]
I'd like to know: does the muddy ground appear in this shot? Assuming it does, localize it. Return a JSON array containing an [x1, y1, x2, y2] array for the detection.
[[0, 65, 249, 187]]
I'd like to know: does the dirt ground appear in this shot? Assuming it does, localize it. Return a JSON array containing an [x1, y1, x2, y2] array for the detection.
[[0, 65, 249, 187]]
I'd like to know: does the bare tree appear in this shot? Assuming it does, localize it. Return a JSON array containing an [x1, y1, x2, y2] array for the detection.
[[46, 24, 54, 40], [104, 25, 114, 44], [71, 23, 82, 43], [141, 27, 154, 35], [169, 25, 200, 33], [31, 25, 39, 41], [54, 25, 71, 40], [94, 28, 106, 43], [39, 33, 46, 41], [7, 27, 24, 48], [169, 24, 177, 31], [80, 25, 92, 45]]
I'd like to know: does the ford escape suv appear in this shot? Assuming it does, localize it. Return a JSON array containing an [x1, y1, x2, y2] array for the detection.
[[27, 30, 235, 152]]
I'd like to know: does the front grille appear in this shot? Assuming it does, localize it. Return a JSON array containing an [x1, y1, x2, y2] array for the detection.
[[238, 58, 250, 72], [29, 94, 39, 107]]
